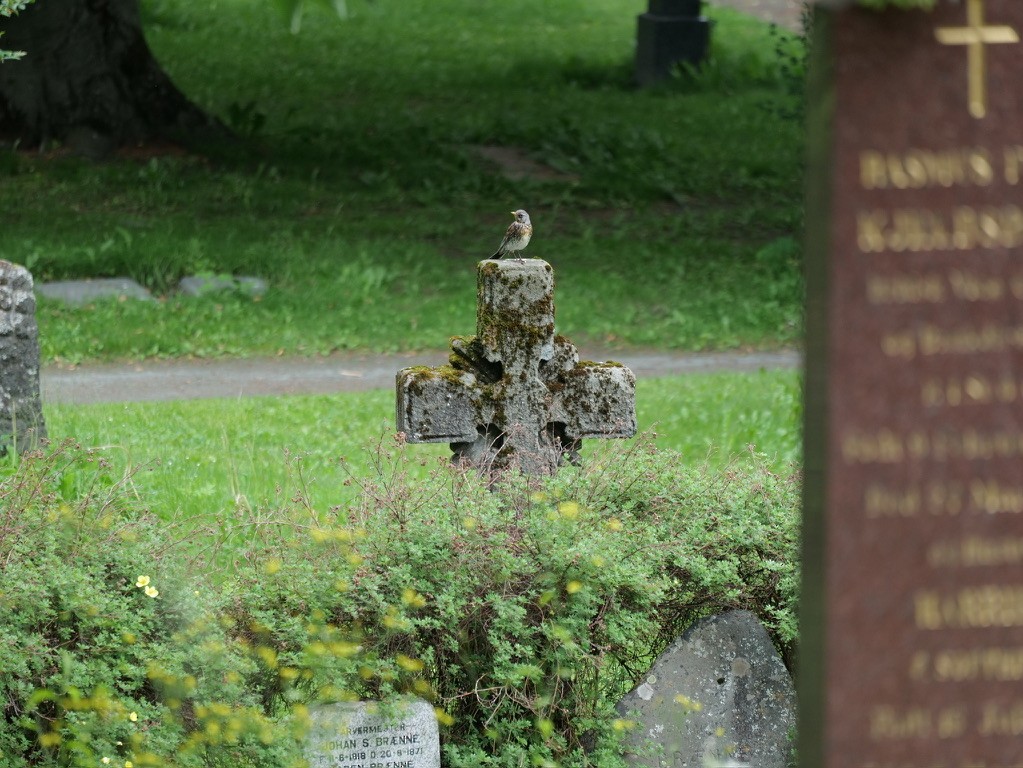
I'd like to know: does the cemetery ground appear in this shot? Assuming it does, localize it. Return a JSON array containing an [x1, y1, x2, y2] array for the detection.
[[0, 1, 805, 766]]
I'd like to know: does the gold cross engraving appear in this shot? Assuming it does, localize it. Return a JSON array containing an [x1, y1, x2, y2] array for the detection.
[[935, 0, 1019, 119]]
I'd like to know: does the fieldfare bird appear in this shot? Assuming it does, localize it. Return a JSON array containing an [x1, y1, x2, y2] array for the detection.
[[491, 209, 533, 259]]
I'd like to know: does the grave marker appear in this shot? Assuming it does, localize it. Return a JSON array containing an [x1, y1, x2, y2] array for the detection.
[[305, 699, 439, 768], [0, 260, 46, 455], [801, 2, 1023, 767], [617, 611, 796, 768], [396, 259, 636, 475]]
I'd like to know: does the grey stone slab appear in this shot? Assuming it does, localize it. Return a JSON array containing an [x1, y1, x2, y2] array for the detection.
[[616, 610, 795, 768], [36, 277, 152, 305], [178, 274, 267, 297], [0, 260, 46, 454], [305, 698, 439, 768]]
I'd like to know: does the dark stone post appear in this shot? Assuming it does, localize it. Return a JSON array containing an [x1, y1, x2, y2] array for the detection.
[[635, 0, 712, 87]]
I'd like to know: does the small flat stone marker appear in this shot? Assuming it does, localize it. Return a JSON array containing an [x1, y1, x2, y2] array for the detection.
[[178, 274, 267, 298], [396, 259, 636, 474], [0, 260, 46, 454], [37, 277, 152, 305], [616, 611, 796, 768], [305, 698, 439, 768], [802, 2, 1023, 767]]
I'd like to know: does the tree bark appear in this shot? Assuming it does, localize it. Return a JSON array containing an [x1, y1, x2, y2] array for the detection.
[[0, 0, 225, 154]]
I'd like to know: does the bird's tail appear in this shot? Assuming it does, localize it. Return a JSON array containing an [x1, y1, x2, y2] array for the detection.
[[490, 251, 503, 259]]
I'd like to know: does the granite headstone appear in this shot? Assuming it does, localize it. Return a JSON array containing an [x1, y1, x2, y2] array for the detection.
[[616, 611, 795, 768], [0, 260, 46, 455], [305, 698, 439, 768], [802, 2, 1023, 767]]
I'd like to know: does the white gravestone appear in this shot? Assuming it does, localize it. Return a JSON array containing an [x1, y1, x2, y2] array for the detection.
[[305, 699, 440, 768]]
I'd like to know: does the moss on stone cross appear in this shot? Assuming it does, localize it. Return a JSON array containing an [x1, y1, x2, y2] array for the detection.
[[395, 259, 636, 475]]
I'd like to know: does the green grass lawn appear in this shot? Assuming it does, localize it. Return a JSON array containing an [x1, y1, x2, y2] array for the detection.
[[43, 370, 801, 522], [1, 0, 805, 364]]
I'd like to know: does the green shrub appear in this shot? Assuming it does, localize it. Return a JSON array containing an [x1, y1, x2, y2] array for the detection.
[[0, 443, 298, 767], [1, 436, 801, 767], [222, 435, 802, 768]]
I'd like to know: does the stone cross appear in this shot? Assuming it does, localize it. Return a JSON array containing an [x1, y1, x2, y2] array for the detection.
[[0, 260, 46, 456], [801, 3, 1023, 767], [934, 0, 1019, 119], [396, 259, 636, 475]]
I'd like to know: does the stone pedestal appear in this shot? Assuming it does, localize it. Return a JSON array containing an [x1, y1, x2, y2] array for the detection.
[[635, 0, 712, 87]]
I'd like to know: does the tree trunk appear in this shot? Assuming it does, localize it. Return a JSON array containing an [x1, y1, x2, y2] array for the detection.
[[0, 0, 224, 154]]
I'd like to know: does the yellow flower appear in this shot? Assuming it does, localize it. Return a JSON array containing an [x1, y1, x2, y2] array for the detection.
[[401, 588, 427, 608], [434, 708, 455, 726], [607, 518, 623, 531], [144, 586, 159, 598], [566, 580, 584, 594], [128, 712, 138, 722], [557, 501, 580, 519], [102, 759, 111, 765], [125, 762, 134, 768], [135, 575, 150, 588], [396, 654, 424, 672]]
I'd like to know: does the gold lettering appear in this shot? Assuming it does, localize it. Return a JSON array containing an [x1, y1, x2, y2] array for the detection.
[[881, 330, 916, 359], [953, 206, 979, 249], [948, 269, 1003, 301], [909, 651, 930, 680], [858, 147, 995, 189], [865, 483, 919, 518], [915, 586, 1023, 630], [869, 705, 932, 740], [979, 701, 1023, 737], [867, 273, 945, 304], [1005, 145, 1023, 185], [860, 150, 889, 189], [937, 706, 967, 738], [920, 374, 1018, 407], [960, 536, 1023, 566], [916, 591, 943, 629], [856, 206, 1023, 254], [842, 430, 905, 464], [931, 647, 1023, 682], [917, 323, 1023, 356], [927, 482, 963, 516], [858, 210, 888, 253], [969, 149, 995, 185], [971, 479, 1023, 514]]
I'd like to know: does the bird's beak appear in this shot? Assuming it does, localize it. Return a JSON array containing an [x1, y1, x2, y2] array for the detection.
[[510, 211, 516, 215]]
